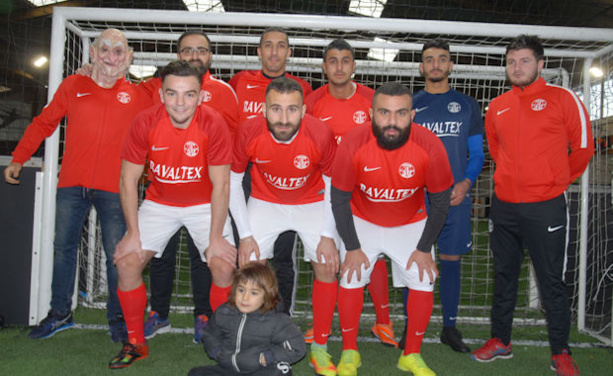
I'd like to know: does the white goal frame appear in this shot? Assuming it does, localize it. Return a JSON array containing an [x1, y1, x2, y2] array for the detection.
[[30, 6, 613, 345]]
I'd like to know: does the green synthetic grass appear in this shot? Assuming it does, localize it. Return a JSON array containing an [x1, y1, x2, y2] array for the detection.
[[1, 307, 611, 376]]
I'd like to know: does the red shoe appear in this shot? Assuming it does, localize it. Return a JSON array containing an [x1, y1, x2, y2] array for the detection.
[[471, 338, 512, 362], [551, 349, 580, 376]]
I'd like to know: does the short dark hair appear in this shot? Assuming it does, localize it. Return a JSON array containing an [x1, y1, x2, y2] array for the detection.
[[506, 34, 544, 61], [373, 82, 412, 101], [266, 77, 303, 100], [259, 27, 289, 47], [229, 262, 281, 313], [160, 60, 203, 85], [421, 39, 450, 56], [324, 38, 355, 60], [177, 30, 211, 51]]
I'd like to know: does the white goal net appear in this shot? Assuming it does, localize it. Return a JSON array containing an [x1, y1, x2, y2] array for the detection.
[[31, 6, 613, 345]]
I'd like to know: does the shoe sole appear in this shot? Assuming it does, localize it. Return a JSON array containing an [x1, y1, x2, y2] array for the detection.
[[108, 352, 149, 369], [470, 353, 513, 363], [30, 321, 75, 339], [308, 362, 338, 376], [144, 324, 171, 339]]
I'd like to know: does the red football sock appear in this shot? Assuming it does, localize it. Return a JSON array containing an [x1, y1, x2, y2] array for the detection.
[[117, 283, 147, 345], [312, 278, 338, 346], [210, 283, 231, 313], [403, 289, 433, 355], [338, 286, 364, 351], [367, 259, 390, 325]]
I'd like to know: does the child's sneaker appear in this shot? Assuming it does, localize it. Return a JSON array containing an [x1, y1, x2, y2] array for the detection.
[[193, 314, 208, 344], [471, 338, 513, 362], [143, 311, 171, 339]]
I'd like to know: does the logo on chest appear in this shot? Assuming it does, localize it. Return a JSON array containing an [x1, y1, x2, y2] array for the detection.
[[117, 92, 131, 104], [202, 90, 212, 103], [353, 111, 367, 124], [293, 154, 310, 169], [399, 162, 415, 179], [531, 98, 547, 111], [184, 141, 200, 157], [447, 102, 461, 113]]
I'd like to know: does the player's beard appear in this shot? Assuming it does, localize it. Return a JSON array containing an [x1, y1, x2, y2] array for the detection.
[[425, 67, 451, 83], [267, 120, 301, 142], [507, 68, 539, 88], [372, 119, 410, 150], [188, 59, 209, 75]]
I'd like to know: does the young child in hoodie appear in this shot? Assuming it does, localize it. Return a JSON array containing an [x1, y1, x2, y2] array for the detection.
[[188, 262, 306, 375]]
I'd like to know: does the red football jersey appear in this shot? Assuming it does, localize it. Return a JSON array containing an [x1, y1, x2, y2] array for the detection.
[[229, 70, 313, 124], [11, 75, 152, 193], [305, 82, 374, 143], [122, 105, 232, 207], [232, 114, 335, 205], [139, 71, 240, 134], [332, 123, 453, 227]]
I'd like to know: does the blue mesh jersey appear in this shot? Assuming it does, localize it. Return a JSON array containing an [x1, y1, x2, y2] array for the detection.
[[413, 89, 484, 185]]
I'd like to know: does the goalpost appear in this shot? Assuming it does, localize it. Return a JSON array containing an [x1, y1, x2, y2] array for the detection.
[[31, 6, 613, 345]]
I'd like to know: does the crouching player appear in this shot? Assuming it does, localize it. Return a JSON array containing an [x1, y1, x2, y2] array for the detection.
[[229, 77, 341, 376], [331, 82, 453, 376], [108, 60, 236, 369]]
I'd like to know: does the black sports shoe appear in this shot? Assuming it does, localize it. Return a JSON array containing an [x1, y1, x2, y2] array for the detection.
[[28, 310, 74, 339], [108, 342, 149, 369], [108, 314, 128, 343], [440, 326, 470, 353]]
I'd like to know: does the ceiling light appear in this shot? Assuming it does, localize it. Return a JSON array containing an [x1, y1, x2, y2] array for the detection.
[[367, 37, 399, 62], [26, 0, 66, 6], [589, 67, 604, 78], [33, 56, 48, 68], [349, 0, 387, 18]]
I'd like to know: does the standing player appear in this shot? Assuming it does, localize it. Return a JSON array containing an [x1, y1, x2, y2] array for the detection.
[[108, 61, 235, 369], [3, 29, 151, 342], [401, 39, 484, 353], [332, 82, 454, 376], [229, 77, 340, 376], [229, 27, 313, 314], [305, 39, 396, 348], [138, 30, 239, 344], [472, 35, 593, 376]]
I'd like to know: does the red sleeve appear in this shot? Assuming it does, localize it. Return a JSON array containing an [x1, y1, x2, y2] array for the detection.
[[138, 77, 161, 103], [484, 99, 499, 163], [11, 77, 72, 164], [121, 107, 156, 165], [562, 90, 594, 182]]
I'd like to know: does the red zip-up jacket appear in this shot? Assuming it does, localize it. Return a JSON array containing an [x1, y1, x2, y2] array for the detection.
[[11, 75, 152, 193], [485, 77, 594, 203]]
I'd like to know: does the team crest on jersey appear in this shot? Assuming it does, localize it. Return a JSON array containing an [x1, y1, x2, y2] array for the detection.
[[531, 98, 547, 111], [398, 162, 415, 179], [353, 110, 367, 124], [202, 90, 212, 102], [447, 102, 461, 113], [116, 92, 131, 104], [294, 154, 310, 169], [184, 141, 199, 157]]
